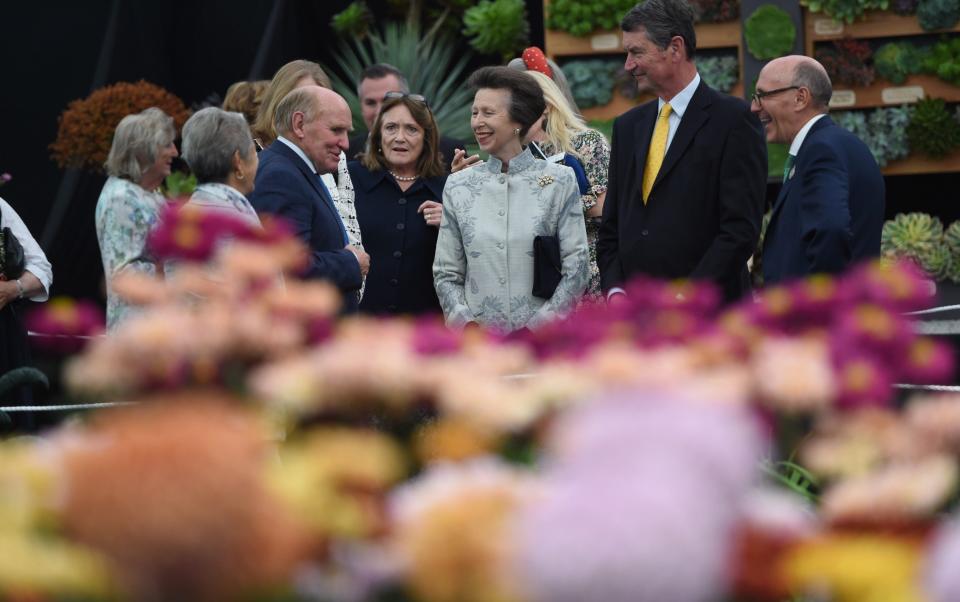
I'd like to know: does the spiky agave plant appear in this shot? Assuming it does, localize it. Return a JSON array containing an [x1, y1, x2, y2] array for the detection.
[[325, 21, 475, 142], [881, 212, 949, 280]]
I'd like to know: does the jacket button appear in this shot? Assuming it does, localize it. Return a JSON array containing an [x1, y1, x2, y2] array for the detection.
[[641, 229, 649, 236], [390, 278, 399, 286], [499, 278, 506, 284], [497, 242, 504, 249], [393, 250, 402, 258], [398, 198, 407, 205], [396, 223, 405, 230], [498, 210, 505, 216]]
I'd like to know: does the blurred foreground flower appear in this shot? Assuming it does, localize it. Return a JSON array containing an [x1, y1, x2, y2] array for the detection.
[[25, 297, 104, 353]]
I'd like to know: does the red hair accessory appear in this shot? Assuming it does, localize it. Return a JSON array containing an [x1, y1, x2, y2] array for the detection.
[[522, 47, 553, 78]]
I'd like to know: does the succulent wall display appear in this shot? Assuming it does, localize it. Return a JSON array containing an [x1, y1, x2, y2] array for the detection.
[[874, 41, 924, 84], [697, 55, 740, 92], [744, 5, 797, 60], [563, 59, 621, 108], [945, 220, 960, 281], [907, 97, 960, 158], [546, 0, 637, 37], [833, 106, 913, 167], [463, 0, 529, 60], [689, 0, 741, 22], [917, 0, 960, 31], [920, 37, 960, 86], [800, 0, 890, 24], [881, 212, 951, 280], [816, 38, 876, 86]]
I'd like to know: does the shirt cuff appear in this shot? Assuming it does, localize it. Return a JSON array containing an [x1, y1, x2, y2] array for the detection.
[[606, 287, 626, 301]]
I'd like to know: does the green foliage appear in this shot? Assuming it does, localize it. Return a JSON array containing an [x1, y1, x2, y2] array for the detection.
[[325, 21, 475, 141], [331, 1, 373, 38], [907, 97, 960, 158], [917, 0, 960, 31], [563, 60, 621, 108], [697, 55, 739, 92], [767, 142, 790, 178], [874, 41, 924, 84], [920, 37, 960, 86], [587, 119, 614, 143], [943, 221, 960, 281], [800, 0, 889, 23], [744, 5, 797, 60], [463, 0, 529, 60], [834, 106, 912, 167], [546, 0, 637, 37], [162, 171, 197, 199], [760, 458, 820, 502], [881, 212, 951, 279]]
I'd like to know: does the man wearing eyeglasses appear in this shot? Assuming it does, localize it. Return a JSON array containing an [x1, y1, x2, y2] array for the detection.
[[753, 56, 883, 285], [347, 63, 464, 170], [597, 0, 767, 304]]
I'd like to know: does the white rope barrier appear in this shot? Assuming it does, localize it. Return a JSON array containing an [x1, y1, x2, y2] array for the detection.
[[0, 402, 136, 413], [27, 331, 102, 340], [904, 304, 960, 317], [894, 384, 960, 392]]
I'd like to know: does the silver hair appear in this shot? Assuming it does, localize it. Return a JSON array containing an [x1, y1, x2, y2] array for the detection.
[[181, 107, 255, 184], [104, 107, 176, 181], [507, 56, 582, 117], [793, 62, 833, 109], [273, 87, 320, 136]]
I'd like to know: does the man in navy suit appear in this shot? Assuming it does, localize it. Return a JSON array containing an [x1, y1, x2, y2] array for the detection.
[[249, 86, 369, 311], [754, 56, 884, 285], [597, 0, 767, 304]]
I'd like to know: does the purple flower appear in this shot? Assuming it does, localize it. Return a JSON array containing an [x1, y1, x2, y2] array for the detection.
[[0, 172, 11, 185], [925, 517, 960, 602], [513, 392, 762, 602]]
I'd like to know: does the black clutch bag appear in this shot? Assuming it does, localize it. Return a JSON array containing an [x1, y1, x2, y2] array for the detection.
[[532, 235, 562, 299], [0, 227, 26, 281]]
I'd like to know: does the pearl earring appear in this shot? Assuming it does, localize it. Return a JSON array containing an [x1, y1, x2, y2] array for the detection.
[[513, 128, 521, 136]]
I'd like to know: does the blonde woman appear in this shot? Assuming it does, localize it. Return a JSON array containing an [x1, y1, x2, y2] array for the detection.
[[524, 70, 610, 302]]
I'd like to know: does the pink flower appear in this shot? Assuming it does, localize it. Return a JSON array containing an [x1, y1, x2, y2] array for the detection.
[[848, 260, 936, 313], [833, 352, 893, 410], [148, 203, 254, 262], [900, 338, 955, 384], [25, 297, 104, 353]]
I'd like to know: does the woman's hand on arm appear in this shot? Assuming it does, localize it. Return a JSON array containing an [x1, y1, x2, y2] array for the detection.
[[418, 201, 443, 227]]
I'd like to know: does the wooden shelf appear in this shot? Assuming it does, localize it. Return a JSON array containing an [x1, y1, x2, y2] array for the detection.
[[804, 9, 960, 54], [830, 74, 960, 109], [544, 20, 741, 58], [883, 150, 960, 176]]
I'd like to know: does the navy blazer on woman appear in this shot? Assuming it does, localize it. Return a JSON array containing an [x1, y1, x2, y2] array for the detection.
[[762, 116, 884, 285], [249, 140, 362, 311], [349, 161, 447, 315]]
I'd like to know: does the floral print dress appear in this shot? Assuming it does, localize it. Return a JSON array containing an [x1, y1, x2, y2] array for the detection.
[[95, 176, 167, 330], [542, 128, 610, 302]]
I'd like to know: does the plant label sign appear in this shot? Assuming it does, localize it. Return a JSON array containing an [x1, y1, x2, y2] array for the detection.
[[590, 33, 620, 51], [881, 86, 924, 104], [830, 91, 856, 108], [813, 19, 844, 36]]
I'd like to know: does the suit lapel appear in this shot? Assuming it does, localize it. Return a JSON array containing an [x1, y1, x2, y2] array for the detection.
[[652, 81, 711, 191], [271, 141, 344, 228], [769, 115, 834, 221]]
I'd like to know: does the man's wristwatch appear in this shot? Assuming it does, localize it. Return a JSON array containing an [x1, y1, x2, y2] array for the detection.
[[14, 279, 24, 299]]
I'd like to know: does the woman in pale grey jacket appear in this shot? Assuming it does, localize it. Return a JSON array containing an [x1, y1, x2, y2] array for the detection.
[[433, 66, 588, 333]]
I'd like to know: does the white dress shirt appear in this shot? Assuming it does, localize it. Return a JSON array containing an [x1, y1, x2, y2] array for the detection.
[[658, 72, 701, 152], [789, 113, 828, 156], [0, 197, 52, 301]]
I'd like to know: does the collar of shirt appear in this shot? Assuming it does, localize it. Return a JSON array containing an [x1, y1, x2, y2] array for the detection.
[[277, 136, 317, 174], [657, 72, 701, 120], [789, 113, 828, 156]]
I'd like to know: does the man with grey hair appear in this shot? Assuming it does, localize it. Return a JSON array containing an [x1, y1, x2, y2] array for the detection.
[[753, 55, 883, 284], [249, 85, 369, 312], [597, 0, 767, 303]]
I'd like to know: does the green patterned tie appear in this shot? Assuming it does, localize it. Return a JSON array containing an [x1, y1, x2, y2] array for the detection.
[[782, 153, 796, 181]]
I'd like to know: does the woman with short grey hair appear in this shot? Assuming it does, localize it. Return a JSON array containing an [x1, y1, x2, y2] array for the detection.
[[95, 107, 179, 330], [181, 107, 261, 227]]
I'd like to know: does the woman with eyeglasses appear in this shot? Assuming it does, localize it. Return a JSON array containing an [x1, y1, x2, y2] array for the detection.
[[433, 66, 589, 333], [348, 94, 447, 315]]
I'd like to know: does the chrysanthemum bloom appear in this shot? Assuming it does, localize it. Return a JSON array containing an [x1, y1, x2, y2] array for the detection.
[[390, 459, 535, 602], [514, 393, 762, 602], [907, 394, 960, 454], [900, 338, 955, 384], [56, 397, 311, 602], [25, 297, 104, 353], [785, 534, 925, 602], [832, 352, 893, 409], [849, 260, 935, 313], [269, 428, 407, 539], [752, 336, 836, 414]]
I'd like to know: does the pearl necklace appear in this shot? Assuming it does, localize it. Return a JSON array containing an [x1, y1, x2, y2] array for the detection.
[[389, 171, 418, 182]]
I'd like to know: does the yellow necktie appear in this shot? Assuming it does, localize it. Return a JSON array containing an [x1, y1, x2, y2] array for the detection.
[[642, 102, 672, 204]]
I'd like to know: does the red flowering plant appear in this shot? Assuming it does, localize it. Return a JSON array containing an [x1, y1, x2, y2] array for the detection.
[[49, 80, 190, 172], [816, 38, 876, 87], [25, 297, 104, 354]]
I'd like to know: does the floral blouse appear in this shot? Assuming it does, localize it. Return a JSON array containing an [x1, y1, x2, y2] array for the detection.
[[95, 176, 167, 331], [542, 128, 610, 302], [433, 148, 589, 333]]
